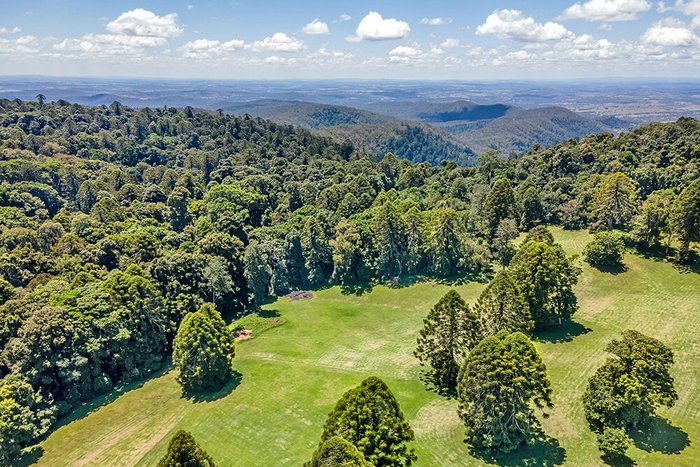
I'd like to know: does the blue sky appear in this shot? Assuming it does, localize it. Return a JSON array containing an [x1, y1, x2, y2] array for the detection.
[[1, 1, 699, 79]]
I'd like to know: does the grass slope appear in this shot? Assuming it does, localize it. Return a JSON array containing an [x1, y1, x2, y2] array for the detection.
[[33, 229, 699, 466]]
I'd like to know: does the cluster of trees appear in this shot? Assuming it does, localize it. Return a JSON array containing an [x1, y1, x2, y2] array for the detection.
[[0, 99, 697, 461]]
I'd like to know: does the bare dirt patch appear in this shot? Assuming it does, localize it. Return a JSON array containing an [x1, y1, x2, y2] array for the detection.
[[285, 290, 314, 300]]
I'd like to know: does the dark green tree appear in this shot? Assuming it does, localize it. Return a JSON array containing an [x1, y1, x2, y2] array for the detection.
[[597, 427, 630, 460], [415, 290, 482, 391], [631, 190, 673, 250], [670, 178, 700, 261], [427, 208, 464, 277], [306, 436, 372, 467], [474, 270, 533, 336], [320, 376, 415, 466], [457, 331, 553, 453], [371, 202, 407, 281], [172, 304, 235, 392], [302, 217, 333, 286], [509, 240, 579, 329], [491, 218, 518, 268], [243, 240, 271, 304], [0, 277, 13, 304], [583, 232, 625, 269], [583, 330, 677, 433], [520, 186, 544, 230], [158, 430, 216, 467], [481, 177, 517, 236]]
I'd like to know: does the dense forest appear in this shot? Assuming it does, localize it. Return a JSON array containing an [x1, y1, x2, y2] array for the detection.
[[0, 98, 698, 463]]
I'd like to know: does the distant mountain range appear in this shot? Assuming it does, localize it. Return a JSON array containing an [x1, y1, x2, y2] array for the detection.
[[228, 99, 629, 159]]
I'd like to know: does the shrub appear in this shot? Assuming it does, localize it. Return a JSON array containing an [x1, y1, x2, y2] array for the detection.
[[583, 232, 625, 269]]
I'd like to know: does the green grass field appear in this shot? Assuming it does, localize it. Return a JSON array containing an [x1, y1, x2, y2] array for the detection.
[[31, 228, 699, 466]]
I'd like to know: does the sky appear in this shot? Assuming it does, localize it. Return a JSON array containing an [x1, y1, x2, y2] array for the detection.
[[1, 0, 699, 80]]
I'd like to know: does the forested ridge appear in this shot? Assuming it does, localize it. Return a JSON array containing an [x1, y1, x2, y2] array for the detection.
[[0, 98, 698, 463]]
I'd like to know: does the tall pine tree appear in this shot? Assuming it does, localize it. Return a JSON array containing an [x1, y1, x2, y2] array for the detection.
[[481, 177, 517, 237], [415, 290, 482, 390], [158, 430, 215, 467], [474, 270, 533, 336]]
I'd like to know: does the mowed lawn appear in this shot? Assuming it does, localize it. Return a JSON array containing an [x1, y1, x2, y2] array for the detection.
[[33, 228, 699, 466]]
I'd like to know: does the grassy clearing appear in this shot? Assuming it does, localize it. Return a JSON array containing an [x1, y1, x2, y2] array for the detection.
[[33, 228, 699, 466]]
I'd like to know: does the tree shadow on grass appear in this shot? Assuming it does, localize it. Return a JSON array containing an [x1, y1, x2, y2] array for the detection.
[[417, 370, 457, 399], [600, 453, 636, 467], [472, 434, 566, 466], [17, 445, 44, 467], [182, 370, 243, 403], [340, 282, 374, 296], [258, 308, 280, 318], [629, 416, 690, 455], [533, 320, 592, 344], [592, 262, 628, 275], [673, 251, 700, 275]]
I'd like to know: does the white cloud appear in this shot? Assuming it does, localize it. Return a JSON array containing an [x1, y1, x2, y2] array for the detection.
[[302, 19, 329, 35], [665, 0, 700, 28], [348, 11, 410, 41], [250, 33, 304, 52], [339, 14, 351, 22], [181, 38, 245, 59], [641, 18, 698, 46], [506, 50, 534, 60], [440, 38, 460, 48], [106, 9, 182, 38], [0, 35, 38, 54], [0, 26, 21, 34], [420, 17, 452, 26], [476, 9, 573, 42], [389, 45, 423, 57], [54, 34, 168, 56], [559, 0, 651, 22]]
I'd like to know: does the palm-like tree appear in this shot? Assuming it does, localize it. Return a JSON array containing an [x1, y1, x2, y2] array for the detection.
[[36, 94, 46, 108]]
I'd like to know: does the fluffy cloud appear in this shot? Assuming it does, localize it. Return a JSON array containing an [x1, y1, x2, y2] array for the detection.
[[339, 14, 351, 22], [389, 45, 423, 57], [641, 19, 698, 46], [0, 35, 38, 54], [476, 9, 573, 42], [181, 38, 245, 59], [54, 34, 167, 56], [0, 26, 21, 34], [660, 0, 700, 28], [106, 8, 182, 38], [440, 38, 461, 48], [348, 11, 410, 41], [420, 17, 452, 26], [302, 19, 329, 35], [250, 33, 304, 52], [559, 0, 651, 22]]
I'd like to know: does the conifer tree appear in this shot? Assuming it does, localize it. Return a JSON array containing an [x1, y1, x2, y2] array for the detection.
[[457, 331, 553, 453], [158, 430, 216, 467], [670, 178, 700, 261], [306, 436, 372, 467], [372, 202, 407, 280], [591, 172, 638, 229], [415, 290, 482, 390], [474, 270, 533, 336], [481, 177, 517, 236], [172, 304, 235, 392], [320, 376, 415, 466], [520, 186, 545, 230]]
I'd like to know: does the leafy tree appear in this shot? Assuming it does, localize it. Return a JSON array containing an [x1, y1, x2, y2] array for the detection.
[[509, 240, 579, 329], [243, 240, 271, 304], [167, 186, 191, 232], [36, 93, 46, 107], [0, 277, 13, 304], [306, 436, 372, 467], [491, 218, 518, 268], [0, 375, 56, 465], [203, 258, 234, 307], [523, 225, 554, 245], [415, 290, 482, 390], [474, 270, 533, 336], [158, 430, 216, 467], [583, 330, 677, 432], [596, 427, 630, 459], [427, 208, 464, 277], [320, 376, 415, 466], [302, 217, 332, 286], [457, 331, 553, 453], [172, 304, 235, 392], [631, 190, 673, 250], [583, 232, 625, 269], [371, 202, 407, 281], [591, 172, 638, 229], [670, 178, 700, 261], [520, 186, 544, 230], [331, 220, 364, 285], [481, 177, 517, 236]]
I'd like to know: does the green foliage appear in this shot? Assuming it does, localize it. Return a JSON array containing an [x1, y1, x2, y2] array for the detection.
[[0, 375, 56, 465], [596, 427, 630, 459], [509, 238, 579, 329], [583, 231, 625, 269], [158, 430, 216, 467], [520, 186, 544, 230], [320, 376, 415, 466], [481, 177, 517, 236], [670, 178, 700, 260], [631, 190, 673, 250], [415, 290, 482, 390], [583, 330, 677, 432], [457, 331, 553, 453], [591, 172, 638, 230], [172, 304, 235, 392], [306, 436, 373, 467], [0, 277, 13, 304], [474, 269, 533, 336]]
